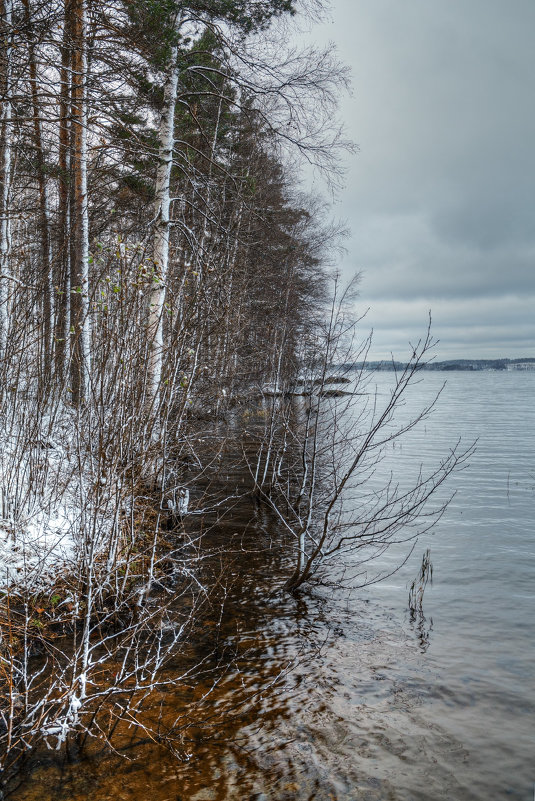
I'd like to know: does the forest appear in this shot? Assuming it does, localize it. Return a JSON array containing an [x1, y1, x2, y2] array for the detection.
[[0, 0, 469, 792]]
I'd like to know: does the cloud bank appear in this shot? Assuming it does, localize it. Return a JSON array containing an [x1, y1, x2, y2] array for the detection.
[[308, 0, 535, 359]]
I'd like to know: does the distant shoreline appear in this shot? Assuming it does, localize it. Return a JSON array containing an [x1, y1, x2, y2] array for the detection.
[[345, 358, 535, 372]]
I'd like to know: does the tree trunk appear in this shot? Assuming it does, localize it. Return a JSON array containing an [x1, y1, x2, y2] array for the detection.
[[54, 0, 72, 378], [70, 0, 91, 404], [0, 0, 13, 358], [146, 14, 181, 412], [22, 0, 54, 382]]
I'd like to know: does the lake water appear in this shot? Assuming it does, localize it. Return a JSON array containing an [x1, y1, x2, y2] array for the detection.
[[11, 370, 535, 800], [348, 370, 535, 800]]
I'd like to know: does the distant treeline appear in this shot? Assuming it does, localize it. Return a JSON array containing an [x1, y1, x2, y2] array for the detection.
[[344, 358, 535, 372]]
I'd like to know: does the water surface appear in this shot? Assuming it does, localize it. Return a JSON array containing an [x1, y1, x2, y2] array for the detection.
[[11, 371, 535, 800]]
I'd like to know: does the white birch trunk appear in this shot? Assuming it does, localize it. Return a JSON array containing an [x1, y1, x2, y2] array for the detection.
[[71, 0, 91, 402], [0, 0, 13, 357], [147, 17, 181, 410]]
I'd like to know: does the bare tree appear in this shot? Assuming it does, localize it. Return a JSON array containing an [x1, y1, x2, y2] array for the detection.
[[249, 279, 474, 593]]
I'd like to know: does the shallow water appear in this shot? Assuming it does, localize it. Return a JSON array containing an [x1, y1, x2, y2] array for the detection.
[[357, 370, 535, 799], [10, 371, 535, 800]]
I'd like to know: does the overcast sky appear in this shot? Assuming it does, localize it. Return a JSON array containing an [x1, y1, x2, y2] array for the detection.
[[303, 0, 535, 360]]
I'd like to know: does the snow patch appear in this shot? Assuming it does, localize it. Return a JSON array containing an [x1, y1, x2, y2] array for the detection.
[[0, 506, 79, 591]]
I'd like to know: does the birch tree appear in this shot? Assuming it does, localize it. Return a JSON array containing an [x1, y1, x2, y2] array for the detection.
[[0, 0, 14, 357], [70, 0, 91, 403], [146, 9, 182, 413]]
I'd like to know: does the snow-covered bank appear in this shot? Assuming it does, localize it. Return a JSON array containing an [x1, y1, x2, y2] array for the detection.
[[0, 405, 114, 593], [0, 506, 78, 590]]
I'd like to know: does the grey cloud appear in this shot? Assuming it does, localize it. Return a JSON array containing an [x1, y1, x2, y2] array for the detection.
[[361, 296, 535, 360], [305, 0, 535, 358], [348, 214, 535, 302]]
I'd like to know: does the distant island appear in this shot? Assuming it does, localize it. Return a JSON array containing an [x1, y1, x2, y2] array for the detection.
[[346, 358, 535, 372]]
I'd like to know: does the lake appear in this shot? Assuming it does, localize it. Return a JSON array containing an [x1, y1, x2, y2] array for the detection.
[[11, 370, 535, 800], [347, 369, 535, 800]]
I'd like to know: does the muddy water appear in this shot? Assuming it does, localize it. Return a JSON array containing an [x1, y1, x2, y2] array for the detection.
[[10, 539, 439, 801], [10, 371, 535, 800]]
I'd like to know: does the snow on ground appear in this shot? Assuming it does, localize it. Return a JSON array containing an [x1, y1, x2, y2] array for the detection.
[[0, 408, 92, 592], [0, 506, 79, 591]]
